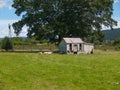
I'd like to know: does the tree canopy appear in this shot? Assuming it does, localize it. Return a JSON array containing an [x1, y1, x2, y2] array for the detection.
[[12, 0, 117, 43]]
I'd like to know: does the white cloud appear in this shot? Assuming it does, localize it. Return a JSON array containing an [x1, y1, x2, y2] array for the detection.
[[113, 20, 120, 28], [0, 0, 6, 8], [102, 21, 120, 30], [0, 20, 27, 38], [114, 0, 120, 3], [8, 5, 13, 10], [0, 0, 13, 10]]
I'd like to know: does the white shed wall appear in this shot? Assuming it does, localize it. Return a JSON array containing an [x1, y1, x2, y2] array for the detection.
[[83, 44, 94, 54]]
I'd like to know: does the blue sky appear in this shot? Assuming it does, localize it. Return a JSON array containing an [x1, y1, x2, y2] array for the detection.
[[0, 0, 26, 37], [112, 0, 120, 20], [0, 0, 120, 38]]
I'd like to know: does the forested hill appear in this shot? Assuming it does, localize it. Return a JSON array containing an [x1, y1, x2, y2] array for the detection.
[[102, 28, 120, 41]]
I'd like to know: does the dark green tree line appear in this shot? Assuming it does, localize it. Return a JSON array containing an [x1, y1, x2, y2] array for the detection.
[[12, 0, 117, 43]]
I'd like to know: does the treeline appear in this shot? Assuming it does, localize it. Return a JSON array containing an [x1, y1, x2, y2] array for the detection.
[[1, 36, 120, 51], [0, 37, 57, 51], [96, 38, 120, 51]]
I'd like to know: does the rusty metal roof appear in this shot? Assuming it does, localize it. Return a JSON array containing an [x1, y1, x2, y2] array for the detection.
[[63, 37, 84, 43]]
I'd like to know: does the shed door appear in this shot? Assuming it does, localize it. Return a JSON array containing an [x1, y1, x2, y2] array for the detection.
[[73, 44, 78, 52]]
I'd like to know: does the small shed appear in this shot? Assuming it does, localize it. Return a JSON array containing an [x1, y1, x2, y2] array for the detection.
[[59, 37, 94, 54]]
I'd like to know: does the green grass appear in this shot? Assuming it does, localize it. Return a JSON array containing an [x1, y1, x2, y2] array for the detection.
[[0, 50, 120, 90]]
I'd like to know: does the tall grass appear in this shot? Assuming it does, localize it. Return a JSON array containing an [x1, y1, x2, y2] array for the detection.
[[0, 50, 120, 90]]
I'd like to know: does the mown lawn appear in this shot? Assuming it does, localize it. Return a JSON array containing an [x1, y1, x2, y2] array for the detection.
[[0, 50, 120, 90]]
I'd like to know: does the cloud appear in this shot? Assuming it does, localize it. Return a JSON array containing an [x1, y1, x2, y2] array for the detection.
[[8, 6, 13, 10], [114, 20, 120, 28], [114, 0, 120, 3], [0, 20, 27, 38], [0, 0, 6, 8], [102, 21, 120, 30], [0, 0, 13, 10]]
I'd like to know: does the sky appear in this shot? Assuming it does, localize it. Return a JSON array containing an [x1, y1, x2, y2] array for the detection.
[[0, 0, 120, 38]]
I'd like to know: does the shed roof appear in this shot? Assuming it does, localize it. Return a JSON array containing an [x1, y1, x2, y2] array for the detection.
[[63, 38, 84, 43]]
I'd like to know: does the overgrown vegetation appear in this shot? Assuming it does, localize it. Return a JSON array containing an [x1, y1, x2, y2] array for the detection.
[[0, 34, 120, 52], [1, 37, 13, 51], [0, 37, 57, 51], [95, 38, 120, 51], [0, 50, 120, 90]]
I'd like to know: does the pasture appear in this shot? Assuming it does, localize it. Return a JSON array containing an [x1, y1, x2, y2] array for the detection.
[[0, 50, 120, 90]]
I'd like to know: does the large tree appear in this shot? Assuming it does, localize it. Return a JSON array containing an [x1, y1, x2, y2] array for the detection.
[[12, 0, 117, 43]]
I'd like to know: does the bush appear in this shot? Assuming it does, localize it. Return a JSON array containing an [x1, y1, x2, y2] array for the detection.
[[113, 38, 120, 46], [1, 37, 13, 51]]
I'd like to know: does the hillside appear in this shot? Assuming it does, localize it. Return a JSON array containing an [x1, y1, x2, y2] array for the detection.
[[102, 28, 120, 41]]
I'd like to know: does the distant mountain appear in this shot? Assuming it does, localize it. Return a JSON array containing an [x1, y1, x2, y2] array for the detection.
[[102, 28, 120, 41], [20, 37, 27, 40], [0, 37, 27, 41], [0, 38, 4, 41]]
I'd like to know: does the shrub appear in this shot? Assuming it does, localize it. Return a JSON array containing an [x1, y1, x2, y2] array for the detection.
[[1, 37, 13, 51], [113, 38, 120, 46]]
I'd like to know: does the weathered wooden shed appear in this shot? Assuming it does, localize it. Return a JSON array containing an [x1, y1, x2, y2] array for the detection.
[[59, 37, 94, 54]]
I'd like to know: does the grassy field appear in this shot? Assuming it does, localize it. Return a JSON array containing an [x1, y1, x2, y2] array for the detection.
[[0, 50, 120, 90]]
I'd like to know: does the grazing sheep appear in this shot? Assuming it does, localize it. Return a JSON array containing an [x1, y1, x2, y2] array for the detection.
[[39, 52, 43, 54], [43, 51, 52, 54], [39, 51, 53, 55]]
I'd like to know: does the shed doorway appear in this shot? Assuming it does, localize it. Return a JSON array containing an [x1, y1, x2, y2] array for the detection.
[[73, 44, 78, 54], [70, 44, 72, 52]]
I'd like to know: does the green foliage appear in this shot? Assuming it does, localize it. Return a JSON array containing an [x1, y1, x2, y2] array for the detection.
[[112, 38, 120, 50], [113, 38, 120, 46], [10, 37, 40, 45], [0, 51, 120, 89], [0, 37, 57, 51], [12, 0, 116, 42], [96, 38, 120, 51], [1, 37, 13, 51], [87, 30, 104, 44], [11, 37, 26, 45]]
